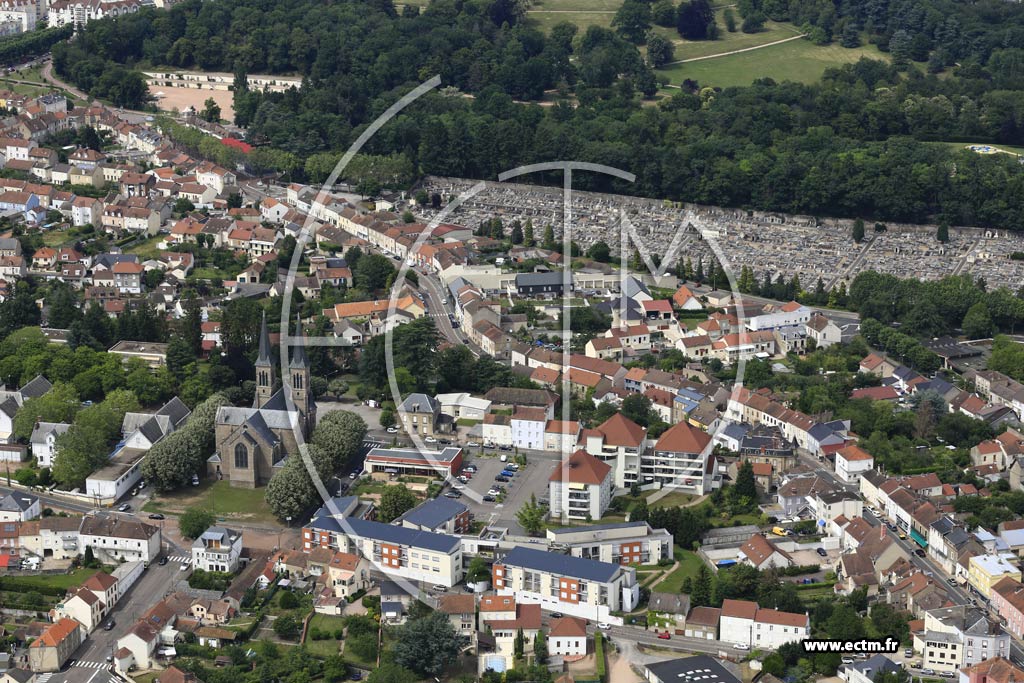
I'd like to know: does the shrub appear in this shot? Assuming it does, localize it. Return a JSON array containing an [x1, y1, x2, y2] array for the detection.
[[279, 590, 299, 609]]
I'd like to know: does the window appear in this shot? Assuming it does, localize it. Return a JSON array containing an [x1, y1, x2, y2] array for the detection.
[[234, 443, 248, 469]]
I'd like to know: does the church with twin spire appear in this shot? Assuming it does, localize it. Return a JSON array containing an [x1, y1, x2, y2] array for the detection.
[[210, 313, 317, 488]]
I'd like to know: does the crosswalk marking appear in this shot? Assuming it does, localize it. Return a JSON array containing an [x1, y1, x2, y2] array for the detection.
[[73, 661, 109, 669], [167, 555, 190, 562], [36, 673, 53, 683]]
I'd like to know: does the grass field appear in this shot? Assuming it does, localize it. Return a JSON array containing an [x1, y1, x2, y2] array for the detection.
[[661, 10, 801, 61], [304, 613, 346, 657], [652, 549, 705, 593], [657, 38, 891, 88], [126, 236, 166, 260], [143, 480, 279, 525]]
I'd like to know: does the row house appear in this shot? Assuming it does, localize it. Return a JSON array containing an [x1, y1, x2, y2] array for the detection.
[[719, 598, 809, 650]]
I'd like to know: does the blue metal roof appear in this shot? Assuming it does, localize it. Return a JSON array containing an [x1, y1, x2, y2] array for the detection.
[[344, 518, 460, 554], [398, 497, 468, 530], [501, 546, 620, 583]]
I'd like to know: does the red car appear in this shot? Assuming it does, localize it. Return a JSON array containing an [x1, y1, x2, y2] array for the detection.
[[657, 632, 671, 640]]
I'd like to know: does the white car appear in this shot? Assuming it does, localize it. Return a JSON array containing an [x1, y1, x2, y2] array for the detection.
[[452, 483, 465, 490], [597, 623, 611, 630], [386, 427, 398, 434], [179, 561, 191, 571], [424, 436, 437, 443], [733, 643, 750, 651]]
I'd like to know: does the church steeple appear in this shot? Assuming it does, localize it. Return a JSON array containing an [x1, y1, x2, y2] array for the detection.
[[289, 315, 315, 435], [254, 311, 274, 408]]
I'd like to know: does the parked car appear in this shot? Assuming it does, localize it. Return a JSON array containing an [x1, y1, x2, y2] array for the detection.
[[452, 483, 465, 490], [905, 649, 913, 658], [495, 475, 509, 482], [179, 561, 191, 571], [733, 643, 749, 650], [915, 549, 926, 557], [191, 475, 200, 486], [386, 427, 398, 434], [657, 632, 671, 640], [424, 436, 437, 443], [550, 612, 563, 618], [464, 465, 478, 472], [500, 470, 516, 477], [103, 621, 115, 631], [148, 513, 165, 520], [444, 491, 462, 499], [841, 658, 854, 665], [816, 547, 827, 557], [922, 669, 936, 676], [159, 556, 169, 566], [118, 504, 131, 512], [467, 442, 480, 447], [597, 623, 611, 630], [482, 495, 496, 502]]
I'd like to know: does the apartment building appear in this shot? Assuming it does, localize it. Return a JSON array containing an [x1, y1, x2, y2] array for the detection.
[[78, 513, 161, 564], [834, 445, 874, 484], [967, 554, 1021, 598], [492, 546, 639, 623], [330, 518, 463, 587], [990, 577, 1024, 639], [578, 413, 646, 488], [645, 421, 715, 494], [549, 449, 613, 521], [545, 521, 674, 565], [918, 606, 1010, 673]]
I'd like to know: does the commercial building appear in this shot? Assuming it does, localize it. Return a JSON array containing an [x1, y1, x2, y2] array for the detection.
[[645, 656, 742, 683], [492, 546, 639, 623], [364, 446, 463, 479]]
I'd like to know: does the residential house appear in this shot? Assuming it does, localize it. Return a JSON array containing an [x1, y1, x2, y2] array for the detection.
[[549, 449, 613, 521], [28, 619, 81, 672], [191, 526, 243, 573]]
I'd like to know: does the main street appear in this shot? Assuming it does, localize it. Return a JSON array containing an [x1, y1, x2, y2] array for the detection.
[[39, 537, 189, 683]]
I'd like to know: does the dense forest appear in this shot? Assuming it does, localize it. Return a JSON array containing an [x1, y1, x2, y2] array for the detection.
[[51, 0, 1024, 227]]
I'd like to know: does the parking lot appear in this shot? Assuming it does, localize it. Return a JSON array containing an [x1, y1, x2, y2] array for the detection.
[[455, 453, 556, 534]]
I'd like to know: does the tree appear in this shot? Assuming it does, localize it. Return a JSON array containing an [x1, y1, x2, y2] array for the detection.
[[273, 615, 299, 639], [735, 460, 758, 500], [510, 221, 524, 244], [201, 97, 221, 123], [179, 507, 215, 539], [173, 197, 195, 215], [467, 556, 490, 583], [266, 455, 317, 522], [586, 240, 612, 262], [534, 629, 548, 664], [677, 0, 714, 39], [141, 394, 229, 491], [741, 12, 765, 33], [523, 219, 534, 247], [516, 493, 546, 535], [937, 219, 950, 243], [392, 611, 462, 677], [612, 0, 652, 43], [354, 253, 396, 291], [963, 302, 993, 339], [514, 627, 525, 659], [367, 664, 418, 683], [691, 563, 713, 606], [852, 218, 865, 243], [621, 394, 657, 427], [310, 410, 367, 476], [647, 38, 675, 69], [13, 382, 80, 440], [279, 590, 299, 609], [840, 23, 860, 47], [542, 224, 555, 250], [723, 8, 736, 31], [379, 485, 418, 522]]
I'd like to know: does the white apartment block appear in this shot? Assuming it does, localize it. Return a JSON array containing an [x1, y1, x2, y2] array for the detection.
[[493, 546, 639, 624]]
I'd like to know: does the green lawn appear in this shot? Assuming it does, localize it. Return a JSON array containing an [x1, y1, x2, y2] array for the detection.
[[528, 11, 615, 33], [652, 549, 705, 593], [5, 567, 111, 592], [654, 11, 801, 61], [305, 614, 346, 657], [657, 38, 891, 88], [143, 480, 279, 525], [127, 236, 166, 260], [641, 490, 696, 507]]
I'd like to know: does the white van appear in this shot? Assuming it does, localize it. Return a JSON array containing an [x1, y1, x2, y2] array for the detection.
[[500, 454, 508, 462]]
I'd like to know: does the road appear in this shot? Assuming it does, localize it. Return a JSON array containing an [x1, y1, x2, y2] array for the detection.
[[604, 624, 736, 657], [415, 266, 474, 350], [40, 537, 189, 683]]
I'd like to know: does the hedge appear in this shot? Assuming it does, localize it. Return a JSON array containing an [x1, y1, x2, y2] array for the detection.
[[595, 632, 607, 682]]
